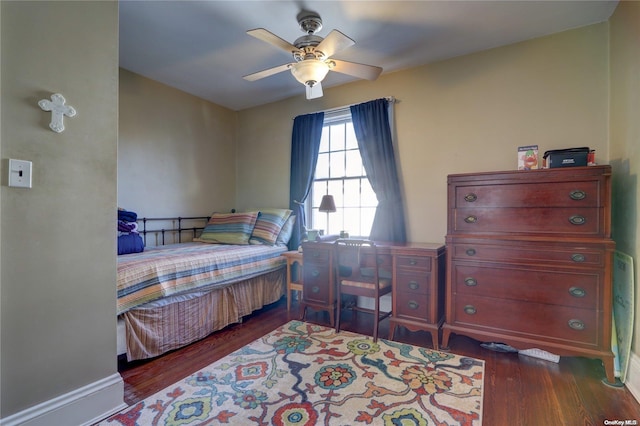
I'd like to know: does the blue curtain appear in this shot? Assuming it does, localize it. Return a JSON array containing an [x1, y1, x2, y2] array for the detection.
[[288, 112, 325, 249], [350, 98, 407, 242]]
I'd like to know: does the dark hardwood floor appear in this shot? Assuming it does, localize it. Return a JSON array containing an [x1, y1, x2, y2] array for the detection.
[[119, 297, 640, 425]]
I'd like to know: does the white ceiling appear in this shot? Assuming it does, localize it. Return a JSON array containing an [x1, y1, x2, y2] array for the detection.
[[119, 0, 618, 111]]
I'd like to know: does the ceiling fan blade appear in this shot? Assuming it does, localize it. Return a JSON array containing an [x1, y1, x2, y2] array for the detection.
[[306, 82, 323, 99], [247, 28, 299, 54], [243, 63, 292, 81], [329, 59, 382, 81], [315, 29, 355, 59]]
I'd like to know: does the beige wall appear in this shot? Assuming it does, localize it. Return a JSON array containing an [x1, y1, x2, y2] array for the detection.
[[237, 23, 610, 244], [1, 0, 119, 419], [1, 1, 636, 421], [610, 0, 640, 355], [119, 69, 237, 219]]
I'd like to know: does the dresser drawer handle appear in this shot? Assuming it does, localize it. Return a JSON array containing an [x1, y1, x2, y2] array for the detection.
[[311, 270, 320, 277], [312, 252, 321, 258], [568, 319, 585, 331], [464, 215, 478, 224], [571, 253, 585, 262], [466, 248, 476, 256], [569, 190, 587, 200], [464, 305, 477, 315], [464, 193, 478, 202], [311, 286, 320, 294], [409, 259, 418, 265], [569, 287, 586, 298], [408, 281, 420, 290], [408, 301, 419, 310], [464, 277, 477, 287], [569, 215, 586, 225]]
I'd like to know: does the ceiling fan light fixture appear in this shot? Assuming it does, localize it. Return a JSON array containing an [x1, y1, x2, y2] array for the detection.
[[245, 11, 381, 100], [290, 59, 330, 87]]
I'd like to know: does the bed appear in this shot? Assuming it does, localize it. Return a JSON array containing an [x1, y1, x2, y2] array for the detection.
[[117, 209, 294, 361]]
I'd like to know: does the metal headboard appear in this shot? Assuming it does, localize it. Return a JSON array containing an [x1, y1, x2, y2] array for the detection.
[[137, 216, 211, 246]]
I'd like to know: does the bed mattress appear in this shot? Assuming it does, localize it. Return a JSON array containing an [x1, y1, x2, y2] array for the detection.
[[117, 242, 287, 314]]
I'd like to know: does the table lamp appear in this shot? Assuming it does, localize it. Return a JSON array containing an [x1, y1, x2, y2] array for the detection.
[[318, 194, 336, 235]]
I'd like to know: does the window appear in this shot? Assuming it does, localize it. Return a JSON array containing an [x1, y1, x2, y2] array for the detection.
[[308, 116, 377, 237]]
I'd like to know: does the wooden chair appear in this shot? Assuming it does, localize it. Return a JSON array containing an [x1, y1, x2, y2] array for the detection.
[[333, 239, 392, 342]]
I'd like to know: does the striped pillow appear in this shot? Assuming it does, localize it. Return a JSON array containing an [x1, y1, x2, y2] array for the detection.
[[249, 208, 293, 246], [195, 212, 260, 245], [275, 214, 296, 247]]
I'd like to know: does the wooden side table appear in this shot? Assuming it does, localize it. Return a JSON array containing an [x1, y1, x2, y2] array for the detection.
[[282, 250, 304, 312]]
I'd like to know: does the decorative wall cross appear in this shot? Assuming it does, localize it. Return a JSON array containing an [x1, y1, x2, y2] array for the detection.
[[38, 93, 76, 133]]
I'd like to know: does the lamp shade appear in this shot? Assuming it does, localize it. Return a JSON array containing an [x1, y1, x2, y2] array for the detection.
[[291, 59, 330, 86], [319, 194, 337, 213]]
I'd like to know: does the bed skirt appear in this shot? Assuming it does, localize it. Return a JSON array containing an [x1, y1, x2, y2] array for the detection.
[[120, 267, 285, 361]]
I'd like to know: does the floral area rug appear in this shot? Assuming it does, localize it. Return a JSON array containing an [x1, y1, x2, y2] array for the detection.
[[99, 320, 484, 425]]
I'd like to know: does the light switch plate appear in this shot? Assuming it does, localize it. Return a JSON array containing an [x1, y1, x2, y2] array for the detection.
[[8, 159, 32, 188]]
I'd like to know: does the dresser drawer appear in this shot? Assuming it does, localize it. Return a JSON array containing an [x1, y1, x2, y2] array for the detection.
[[396, 270, 430, 295], [451, 263, 599, 309], [453, 180, 602, 209], [396, 255, 431, 271], [452, 207, 604, 236], [394, 291, 429, 320], [450, 295, 601, 346], [449, 240, 607, 267]]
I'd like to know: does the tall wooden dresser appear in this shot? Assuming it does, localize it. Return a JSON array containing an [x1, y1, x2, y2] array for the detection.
[[441, 165, 616, 383]]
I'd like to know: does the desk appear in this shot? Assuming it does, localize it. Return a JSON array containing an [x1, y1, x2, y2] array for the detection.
[[300, 241, 446, 348], [281, 251, 304, 312]]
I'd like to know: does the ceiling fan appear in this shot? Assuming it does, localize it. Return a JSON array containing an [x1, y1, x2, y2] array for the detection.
[[243, 10, 383, 100]]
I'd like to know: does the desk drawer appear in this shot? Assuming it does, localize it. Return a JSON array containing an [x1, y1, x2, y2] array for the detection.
[[396, 270, 430, 295], [303, 261, 332, 304], [358, 253, 393, 277], [396, 255, 431, 271], [394, 292, 429, 320], [303, 246, 330, 262]]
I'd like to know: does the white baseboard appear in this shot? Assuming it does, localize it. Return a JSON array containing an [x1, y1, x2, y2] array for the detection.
[[0, 373, 126, 426], [624, 351, 640, 404]]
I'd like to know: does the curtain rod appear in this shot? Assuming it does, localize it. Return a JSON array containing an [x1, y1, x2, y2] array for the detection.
[[320, 96, 397, 116], [294, 96, 397, 119]]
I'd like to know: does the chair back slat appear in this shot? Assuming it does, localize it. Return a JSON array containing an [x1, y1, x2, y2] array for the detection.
[[333, 238, 392, 342], [334, 239, 378, 284]]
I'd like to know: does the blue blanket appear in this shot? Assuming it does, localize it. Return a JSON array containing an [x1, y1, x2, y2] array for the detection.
[[118, 209, 138, 223], [118, 233, 144, 255]]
